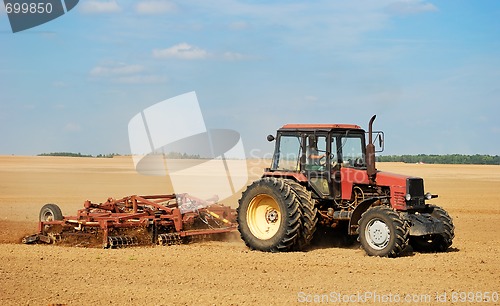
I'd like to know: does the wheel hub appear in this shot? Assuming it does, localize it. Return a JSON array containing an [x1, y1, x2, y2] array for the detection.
[[246, 194, 282, 240], [366, 219, 390, 250], [43, 212, 54, 222], [266, 208, 279, 223]]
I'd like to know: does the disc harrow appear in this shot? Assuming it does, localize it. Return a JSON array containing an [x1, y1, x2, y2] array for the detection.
[[23, 193, 237, 248]]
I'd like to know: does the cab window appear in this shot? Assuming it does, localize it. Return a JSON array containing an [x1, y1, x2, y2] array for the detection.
[[275, 135, 302, 171], [305, 135, 327, 170], [340, 135, 364, 167]]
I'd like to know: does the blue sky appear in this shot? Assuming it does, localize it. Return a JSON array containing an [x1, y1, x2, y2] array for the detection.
[[0, 0, 499, 156]]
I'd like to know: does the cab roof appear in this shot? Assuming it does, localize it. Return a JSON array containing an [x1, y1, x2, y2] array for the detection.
[[280, 123, 362, 131]]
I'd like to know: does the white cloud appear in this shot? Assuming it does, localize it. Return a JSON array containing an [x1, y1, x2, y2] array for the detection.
[[114, 75, 167, 84], [186, 1, 390, 48], [53, 104, 66, 110], [22, 104, 36, 110], [182, 1, 437, 50], [136, 1, 176, 15], [304, 95, 318, 102], [229, 21, 249, 30], [386, 0, 438, 15], [79, 1, 121, 14], [89, 63, 166, 84], [64, 123, 82, 132], [52, 81, 67, 88], [90, 64, 144, 77], [152, 44, 251, 61], [153, 43, 209, 60], [222, 52, 249, 61]]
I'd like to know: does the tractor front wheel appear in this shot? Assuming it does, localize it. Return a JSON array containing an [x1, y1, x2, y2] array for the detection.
[[410, 205, 454, 252], [358, 206, 409, 257], [237, 177, 301, 252]]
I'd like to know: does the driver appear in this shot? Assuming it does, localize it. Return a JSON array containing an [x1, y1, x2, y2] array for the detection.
[[307, 136, 325, 166]]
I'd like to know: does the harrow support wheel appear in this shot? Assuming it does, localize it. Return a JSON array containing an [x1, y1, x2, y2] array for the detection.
[[358, 206, 409, 257], [39, 203, 63, 237], [39, 204, 63, 222], [237, 177, 301, 252]]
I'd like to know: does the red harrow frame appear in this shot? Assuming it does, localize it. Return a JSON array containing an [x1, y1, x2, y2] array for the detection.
[[23, 193, 237, 248]]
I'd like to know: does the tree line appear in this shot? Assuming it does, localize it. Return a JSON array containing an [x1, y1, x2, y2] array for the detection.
[[377, 154, 499, 165], [36, 152, 500, 164], [38, 152, 121, 158], [36, 152, 203, 159]]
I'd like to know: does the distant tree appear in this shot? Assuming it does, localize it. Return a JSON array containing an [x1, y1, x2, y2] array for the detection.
[[38, 152, 121, 158], [38, 152, 93, 158], [162, 152, 204, 159], [377, 154, 500, 165]]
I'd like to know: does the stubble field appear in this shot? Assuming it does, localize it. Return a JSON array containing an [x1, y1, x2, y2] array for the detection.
[[0, 156, 499, 305]]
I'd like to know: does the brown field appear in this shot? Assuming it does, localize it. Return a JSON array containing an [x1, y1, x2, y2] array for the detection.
[[0, 156, 499, 305]]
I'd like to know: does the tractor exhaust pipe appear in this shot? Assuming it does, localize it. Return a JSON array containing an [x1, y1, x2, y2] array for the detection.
[[366, 115, 377, 183]]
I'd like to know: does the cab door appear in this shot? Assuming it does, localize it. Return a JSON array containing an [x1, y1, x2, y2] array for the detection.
[[303, 133, 334, 199], [271, 133, 302, 172]]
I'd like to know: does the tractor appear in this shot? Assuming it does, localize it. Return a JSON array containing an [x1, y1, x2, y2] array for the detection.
[[237, 115, 454, 257]]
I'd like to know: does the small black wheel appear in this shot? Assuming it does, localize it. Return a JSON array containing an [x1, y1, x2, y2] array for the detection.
[[410, 205, 454, 252], [39, 204, 63, 222], [358, 206, 409, 257]]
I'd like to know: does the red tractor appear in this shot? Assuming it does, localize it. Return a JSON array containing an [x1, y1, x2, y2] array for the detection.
[[237, 115, 454, 257]]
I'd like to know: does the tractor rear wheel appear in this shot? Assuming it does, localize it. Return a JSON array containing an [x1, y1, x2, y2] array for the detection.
[[237, 177, 301, 252], [285, 179, 318, 250], [410, 206, 454, 252], [39, 204, 63, 222], [358, 206, 409, 257]]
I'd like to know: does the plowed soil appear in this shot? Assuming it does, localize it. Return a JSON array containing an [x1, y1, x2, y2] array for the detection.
[[0, 156, 499, 305]]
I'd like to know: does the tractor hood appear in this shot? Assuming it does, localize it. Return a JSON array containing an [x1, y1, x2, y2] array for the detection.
[[376, 171, 415, 187], [340, 167, 426, 211], [376, 171, 426, 210]]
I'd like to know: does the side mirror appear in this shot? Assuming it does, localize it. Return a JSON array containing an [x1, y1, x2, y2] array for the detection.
[[371, 131, 384, 152], [267, 135, 275, 142]]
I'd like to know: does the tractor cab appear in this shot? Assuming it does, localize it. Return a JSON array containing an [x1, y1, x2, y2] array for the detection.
[[266, 123, 383, 200]]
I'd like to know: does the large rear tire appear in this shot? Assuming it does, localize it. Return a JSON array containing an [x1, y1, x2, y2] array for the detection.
[[358, 206, 409, 257], [237, 177, 301, 252], [410, 205, 454, 252], [285, 179, 318, 250]]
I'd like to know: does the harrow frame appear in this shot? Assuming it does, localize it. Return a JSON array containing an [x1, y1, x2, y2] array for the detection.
[[23, 193, 237, 248]]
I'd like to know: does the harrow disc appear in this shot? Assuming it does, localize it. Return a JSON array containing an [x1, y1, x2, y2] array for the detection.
[[107, 236, 139, 248]]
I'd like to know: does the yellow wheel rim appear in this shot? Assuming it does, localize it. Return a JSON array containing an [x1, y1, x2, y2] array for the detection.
[[247, 194, 281, 240]]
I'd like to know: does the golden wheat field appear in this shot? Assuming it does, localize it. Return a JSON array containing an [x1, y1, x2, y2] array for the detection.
[[0, 156, 499, 305]]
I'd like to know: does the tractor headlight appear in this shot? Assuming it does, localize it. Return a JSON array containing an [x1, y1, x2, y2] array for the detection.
[[405, 194, 412, 201], [425, 192, 432, 200]]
